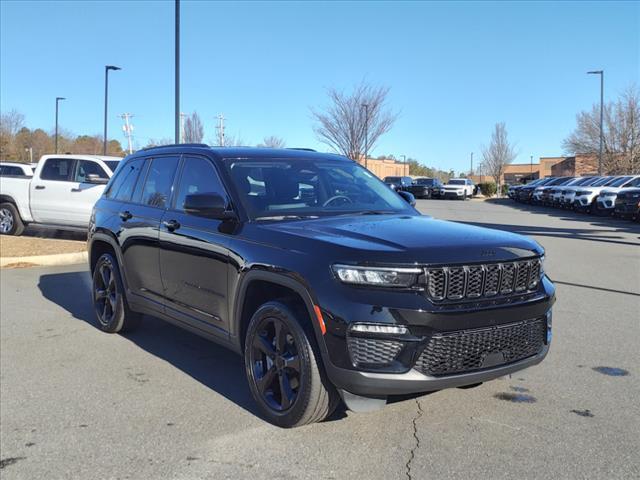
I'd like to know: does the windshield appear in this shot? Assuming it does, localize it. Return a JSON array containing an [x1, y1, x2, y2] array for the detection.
[[414, 178, 435, 185], [225, 159, 413, 219], [591, 177, 614, 187], [609, 176, 633, 187], [104, 160, 120, 173], [447, 179, 466, 185]]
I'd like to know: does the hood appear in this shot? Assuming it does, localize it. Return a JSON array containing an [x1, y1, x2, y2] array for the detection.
[[254, 214, 542, 264], [442, 185, 465, 190]]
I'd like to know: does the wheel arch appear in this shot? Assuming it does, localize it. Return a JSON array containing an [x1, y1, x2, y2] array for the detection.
[[232, 270, 327, 357]]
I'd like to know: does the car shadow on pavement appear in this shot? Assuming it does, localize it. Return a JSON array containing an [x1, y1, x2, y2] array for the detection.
[[35, 271, 353, 422]]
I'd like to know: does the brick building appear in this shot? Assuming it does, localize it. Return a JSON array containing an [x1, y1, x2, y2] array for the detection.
[[550, 154, 598, 177], [356, 156, 409, 179], [468, 156, 565, 185]]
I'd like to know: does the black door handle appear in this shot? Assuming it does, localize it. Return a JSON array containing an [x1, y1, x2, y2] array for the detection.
[[119, 210, 132, 221], [71, 188, 82, 192], [162, 219, 180, 231], [35, 185, 45, 190]]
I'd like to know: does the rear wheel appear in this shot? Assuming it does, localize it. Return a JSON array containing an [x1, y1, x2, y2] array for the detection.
[[244, 301, 338, 428], [92, 253, 141, 333], [0, 203, 24, 236]]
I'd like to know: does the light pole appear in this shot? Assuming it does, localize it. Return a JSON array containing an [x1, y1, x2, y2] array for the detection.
[[175, 0, 180, 144], [530, 155, 533, 177], [362, 103, 369, 169], [104, 65, 121, 155], [470, 152, 473, 176], [55, 97, 65, 154], [24, 146, 33, 163], [587, 70, 604, 175], [400, 154, 406, 175]]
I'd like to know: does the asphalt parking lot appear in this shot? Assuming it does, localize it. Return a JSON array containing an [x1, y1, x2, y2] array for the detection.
[[1, 199, 638, 480]]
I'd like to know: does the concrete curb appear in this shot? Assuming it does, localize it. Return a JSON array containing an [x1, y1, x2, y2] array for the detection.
[[0, 251, 88, 268]]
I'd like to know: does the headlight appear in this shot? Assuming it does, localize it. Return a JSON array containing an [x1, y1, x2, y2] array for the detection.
[[332, 264, 421, 287]]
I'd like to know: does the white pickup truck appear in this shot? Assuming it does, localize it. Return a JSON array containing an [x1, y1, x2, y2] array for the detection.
[[0, 154, 122, 235]]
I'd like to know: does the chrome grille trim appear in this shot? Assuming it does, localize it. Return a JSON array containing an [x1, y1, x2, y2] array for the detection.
[[425, 258, 542, 303]]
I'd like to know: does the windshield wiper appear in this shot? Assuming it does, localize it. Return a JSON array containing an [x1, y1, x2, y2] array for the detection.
[[338, 210, 395, 216], [255, 215, 319, 221]]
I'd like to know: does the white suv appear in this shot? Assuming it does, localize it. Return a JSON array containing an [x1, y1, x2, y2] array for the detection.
[[595, 176, 640, 214], [439, 178, 474, 200]]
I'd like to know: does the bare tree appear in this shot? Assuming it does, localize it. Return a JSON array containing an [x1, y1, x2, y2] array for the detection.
[[0, 109, 26, 157], [144, 137, 174, 148], [183, 112, 204, 143], [563, 85, 640, 174], [258, 135, 286, 148], [481, 123, 517, 193], [311, 82, 397, 160], [209, 132, 245, 147]]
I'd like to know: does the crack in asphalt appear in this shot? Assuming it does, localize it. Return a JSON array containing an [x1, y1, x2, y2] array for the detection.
[[405, 398, 423, 480]]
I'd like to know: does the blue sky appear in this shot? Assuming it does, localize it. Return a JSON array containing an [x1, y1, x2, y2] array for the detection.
[[1, 1, 638, 172]]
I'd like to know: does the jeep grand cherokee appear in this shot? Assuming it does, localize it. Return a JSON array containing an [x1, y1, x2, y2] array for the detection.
[[88, 145, 555, 428]]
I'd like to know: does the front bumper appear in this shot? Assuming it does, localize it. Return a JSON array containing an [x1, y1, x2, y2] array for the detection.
[[321, 277, 555, 397], [441, 190, 465, 199], [326, 343, 549, 396]]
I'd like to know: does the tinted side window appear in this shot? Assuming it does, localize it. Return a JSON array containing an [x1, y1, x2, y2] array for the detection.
[[74, 160, 108, 183], [174, 157, 227, 211], [40, 158, 73, 181], [105, 159, 145, 201], [140, 156, 179, 208]]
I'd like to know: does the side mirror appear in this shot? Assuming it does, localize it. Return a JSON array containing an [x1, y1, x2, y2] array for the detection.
[[183, 193, 233, 220], [397, 190, 416, 207], [86, 173, 109, 185]]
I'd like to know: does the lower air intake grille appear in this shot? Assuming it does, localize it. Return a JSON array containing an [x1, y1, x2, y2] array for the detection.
[[414, 319, 545, 376], [347, 336, 403, 366]]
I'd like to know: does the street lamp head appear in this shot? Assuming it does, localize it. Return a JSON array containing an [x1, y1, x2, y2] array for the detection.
[[56, 97, 66, 101], [106, 65, 122, 71], [587, 70, 603, 75]]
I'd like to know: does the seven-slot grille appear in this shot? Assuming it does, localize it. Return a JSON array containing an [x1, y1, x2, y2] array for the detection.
[[426, 258, 542, 302], [414, 318, 546, 376]]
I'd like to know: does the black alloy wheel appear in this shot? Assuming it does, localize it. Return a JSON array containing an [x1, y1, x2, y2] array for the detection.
[[94, 260, 118, 327], [249, 316, 301, 412]]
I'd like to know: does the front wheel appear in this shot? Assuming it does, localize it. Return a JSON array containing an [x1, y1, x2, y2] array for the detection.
[[244, 301, 338, 428], [0, 203, 25, 236]]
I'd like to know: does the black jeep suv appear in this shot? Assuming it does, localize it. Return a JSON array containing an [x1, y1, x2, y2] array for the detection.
[[88, 145, 555, 427]]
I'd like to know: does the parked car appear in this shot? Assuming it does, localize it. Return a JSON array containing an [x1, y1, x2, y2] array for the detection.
[[0, 162, 34, 177], [383, 176, 413, 191], [439, 178, 475, 200], [555, 176, 599, 209], [406, 177, 442, 199], [532, 177, 574, 204], [573, 176, 630, 213], [88, 145, 555, 428], [613, 188, 640, 221], [0, 154, 122, 235], [595, 176, 640, 215], [517, 177, 556, 203]]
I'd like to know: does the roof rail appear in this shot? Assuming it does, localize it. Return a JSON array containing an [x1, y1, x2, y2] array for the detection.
[[287, 148, 317, 152], [138, 143, 209, 152]]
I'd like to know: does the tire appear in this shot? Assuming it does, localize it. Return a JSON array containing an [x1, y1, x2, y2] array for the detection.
[[0, 202, 25, 236], [244, 301, 338, 428], [92, 253, 142, 333]]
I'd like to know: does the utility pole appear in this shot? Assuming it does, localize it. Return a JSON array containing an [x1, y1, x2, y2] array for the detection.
[[216, 114, 226, 146], [120, 113, 135, 154], [179, 112, 186, 143], [362, 103, 369, 169], [400, 154, 407, 175], [587, 70, 604, 175], [175, 0, 180, 144], [530, 155, 533, 177], [55, 96, 65, 154], [470, 152, 473, 176]]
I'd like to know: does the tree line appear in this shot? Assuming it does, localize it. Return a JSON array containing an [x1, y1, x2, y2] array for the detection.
[[2, 82, 638, 180]]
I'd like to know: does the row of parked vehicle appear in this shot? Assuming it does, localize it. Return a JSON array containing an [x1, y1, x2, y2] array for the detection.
[[383, 176, 477, 200], [508, 174, 640, 221]]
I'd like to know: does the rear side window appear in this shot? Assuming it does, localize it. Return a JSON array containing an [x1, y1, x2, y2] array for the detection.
[[105, 159, 145, 201], [40, 158, 73, 181], [174, 156, 228, 211], [139, 156, 179, 208]]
